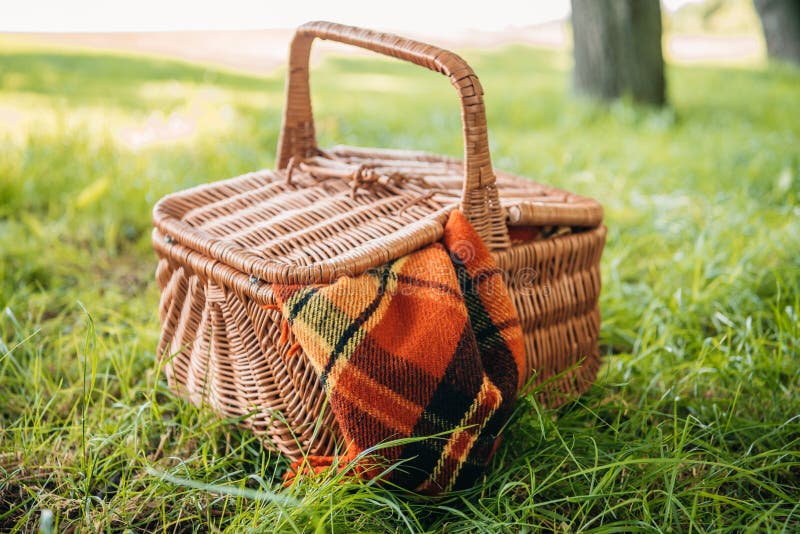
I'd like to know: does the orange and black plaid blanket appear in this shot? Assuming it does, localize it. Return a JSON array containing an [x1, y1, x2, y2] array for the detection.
[[274, 210, 526, 494]]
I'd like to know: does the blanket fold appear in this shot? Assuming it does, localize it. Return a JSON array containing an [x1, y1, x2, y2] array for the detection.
[[272, 210, 526, 494]]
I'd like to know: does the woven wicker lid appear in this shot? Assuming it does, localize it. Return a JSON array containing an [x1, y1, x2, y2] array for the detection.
[[152, 147, 602, 284], [152, 160, 450, 285]]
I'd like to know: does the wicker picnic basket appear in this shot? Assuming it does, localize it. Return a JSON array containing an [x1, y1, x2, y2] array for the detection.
[[152, 21, 606, 460]]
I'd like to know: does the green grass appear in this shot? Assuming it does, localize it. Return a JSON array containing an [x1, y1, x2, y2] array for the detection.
[[1, 36, 799, 532]]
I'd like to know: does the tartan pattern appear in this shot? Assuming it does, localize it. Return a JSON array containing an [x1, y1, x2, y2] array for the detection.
[[273, 210, 525, 494]]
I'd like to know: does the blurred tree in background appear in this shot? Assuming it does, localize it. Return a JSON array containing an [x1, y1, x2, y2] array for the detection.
[[754, 0, 800, 64], [571, 0, 666, 106], [570, 0, 800, 105]]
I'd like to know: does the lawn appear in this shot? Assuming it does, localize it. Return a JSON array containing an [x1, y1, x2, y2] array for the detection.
[[0, 35, 798, 532]]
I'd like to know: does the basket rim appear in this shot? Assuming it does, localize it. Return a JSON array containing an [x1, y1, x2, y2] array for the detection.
[[152, 224, 607, 306]]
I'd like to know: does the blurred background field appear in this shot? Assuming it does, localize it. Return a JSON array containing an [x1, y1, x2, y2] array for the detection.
[[2, 0, 771, 75], [1, 0, 799, 531]]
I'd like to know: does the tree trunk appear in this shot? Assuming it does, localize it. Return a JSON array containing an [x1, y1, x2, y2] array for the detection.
[[571, 0, 666, 106], [754, 0, 800, 65]]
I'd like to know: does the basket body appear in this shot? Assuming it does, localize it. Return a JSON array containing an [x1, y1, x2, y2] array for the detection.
[[154, 147, 605, 459], [152, 22, 606, 460]]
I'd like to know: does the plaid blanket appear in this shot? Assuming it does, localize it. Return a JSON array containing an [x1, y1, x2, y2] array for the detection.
[[273, 210, 526, 494]]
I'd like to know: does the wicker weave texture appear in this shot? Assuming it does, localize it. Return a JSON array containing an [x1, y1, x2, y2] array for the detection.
[[153, 22, 607, 460]]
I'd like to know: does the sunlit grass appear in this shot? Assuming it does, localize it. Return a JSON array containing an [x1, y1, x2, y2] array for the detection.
[[1, 37, 798, 532]]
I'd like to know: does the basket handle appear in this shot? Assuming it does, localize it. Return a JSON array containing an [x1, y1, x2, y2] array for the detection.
[[276, 21, 510, 250]]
